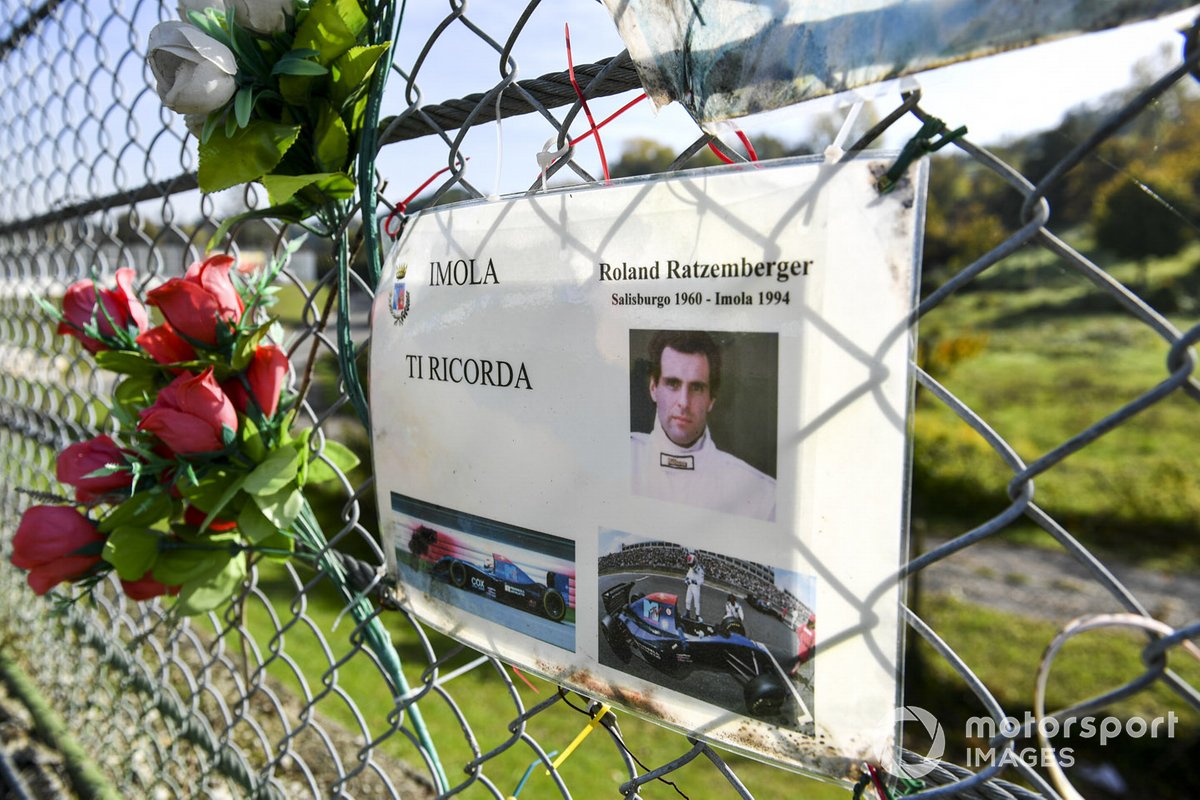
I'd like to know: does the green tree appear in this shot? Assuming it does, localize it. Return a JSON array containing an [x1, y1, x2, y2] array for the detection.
[[1093, 159, 1196, 288]]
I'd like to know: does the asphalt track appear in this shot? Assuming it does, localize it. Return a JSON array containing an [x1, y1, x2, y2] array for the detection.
[[398, 562, 576, 651], [598, 572, 814, 726]]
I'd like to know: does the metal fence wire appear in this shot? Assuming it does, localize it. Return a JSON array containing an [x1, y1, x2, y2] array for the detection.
[[0, 1, 1198, 798]]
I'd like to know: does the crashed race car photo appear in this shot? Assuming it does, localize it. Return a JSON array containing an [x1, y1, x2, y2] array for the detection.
[[601, 581, 791, 718], [433, 554, 570, 622]]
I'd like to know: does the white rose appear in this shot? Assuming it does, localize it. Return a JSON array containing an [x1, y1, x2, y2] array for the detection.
[[229, 0, 294, 35], [147, 21, 238, 115], [177, 0, 224, 19]]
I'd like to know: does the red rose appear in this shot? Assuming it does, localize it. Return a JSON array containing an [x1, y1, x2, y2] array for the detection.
[[145, 254, 244, 346], [183, 505, 238, 532], [56, 435, 133, 502], [57, 267, 150, 353], [184, 254, 244, 318], [136, 323, 197, 371], [121, 570, 181, 601], [10, 506, 105, 595], [225, 344, 289, 419], [138, 367, 238, 455]]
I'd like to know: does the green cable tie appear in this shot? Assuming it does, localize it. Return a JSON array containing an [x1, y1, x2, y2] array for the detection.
[[877, 116, 967, 194]]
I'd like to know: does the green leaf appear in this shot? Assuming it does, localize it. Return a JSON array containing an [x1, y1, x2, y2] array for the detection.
[[81, 463, 124, 480], [293, 0, 368, 65], [231, 319, 273, 370], [93, 349, 159, 376], [174, 551, 247, 616], [230, 20, 270, 75], [197, 120, 302, 194], [243, 447, 300, 496], [206, 204, 305, 252], [114, 373, 157, 410], [234, 86, 253, 128], [239, 414, 267, 463], [330, 43, 389, 109], [108, 402, 135, 429], [348, 92, 370, 133], [253, 484, 303, 530], [152, 545, 231, 586], [271, 58, 329, 76], [260, 172, 355, 207], [35, 295, 63, 323], [102, 527, 161, 581], [185, 9, 231, 44], [292, 428, 313, 486], [179, 468, 247, 525], [178, 467, 236, 508], [312, 172, 356, 201], [200, 111, 221, 145], [237, 501, 278, 545], [277, 73, 317, 106], [99, 490, 174, 534], [315, 104, 350, 172], [305, 440, 362, 484]]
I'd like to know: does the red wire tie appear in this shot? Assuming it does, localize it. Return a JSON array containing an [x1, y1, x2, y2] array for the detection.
[[565, 23, 610, 183], [512, 666, 540, 693], [539, 92, 646, 179], [383, 158, 470, 238], [736, 129, 759, 161], [568, 93, 648, 147], [707, 128, 760, 165], [866, 763, 888, 799]]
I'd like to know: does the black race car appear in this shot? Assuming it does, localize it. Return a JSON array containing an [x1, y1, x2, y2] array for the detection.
[[433, 554, 570, 622], [601, 581, 789, 717]]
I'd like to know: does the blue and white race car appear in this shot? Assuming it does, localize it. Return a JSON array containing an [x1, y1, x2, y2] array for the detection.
[[601, 581, 788, 717], [433, 554, 570, 622]]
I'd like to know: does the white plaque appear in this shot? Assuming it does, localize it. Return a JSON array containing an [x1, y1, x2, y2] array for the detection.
[[370, 156, 925, 781]]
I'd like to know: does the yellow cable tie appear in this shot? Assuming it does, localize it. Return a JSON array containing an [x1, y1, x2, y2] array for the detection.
[[546, 704, 612, 776]]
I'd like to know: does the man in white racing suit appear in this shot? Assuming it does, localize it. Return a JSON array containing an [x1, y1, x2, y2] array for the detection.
[[683, 552, 705, 621], [724, 593, 744, 622], [631, 330, 775, 521]]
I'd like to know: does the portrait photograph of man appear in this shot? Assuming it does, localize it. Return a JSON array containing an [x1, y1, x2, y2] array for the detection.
[[629, 329, 778, 521]]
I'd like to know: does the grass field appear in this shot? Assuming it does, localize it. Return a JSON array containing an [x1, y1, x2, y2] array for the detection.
[[913, 240, 1200, 571], [240, 564, 849, 799]]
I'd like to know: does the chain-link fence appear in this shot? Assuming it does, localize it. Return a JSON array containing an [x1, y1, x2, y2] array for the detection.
[[1, 1, 1198, 798]]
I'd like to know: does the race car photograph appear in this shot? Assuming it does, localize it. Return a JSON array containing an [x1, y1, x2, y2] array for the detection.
[[597, 533, 815, 728], [432, 554, 571, 622], [390, 493, 577, 651], [601, 581, 791, 717]]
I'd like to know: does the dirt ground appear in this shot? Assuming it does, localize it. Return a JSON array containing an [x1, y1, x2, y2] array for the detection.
[[921, 536, 1200, 627]]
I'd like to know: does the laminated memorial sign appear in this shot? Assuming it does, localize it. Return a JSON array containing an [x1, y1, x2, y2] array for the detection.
[[370, 155, 926, 781]]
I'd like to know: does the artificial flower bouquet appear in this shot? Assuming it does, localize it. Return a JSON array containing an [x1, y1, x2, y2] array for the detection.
[[11, 250, 358, 614], [149, 0, 390, 227]]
